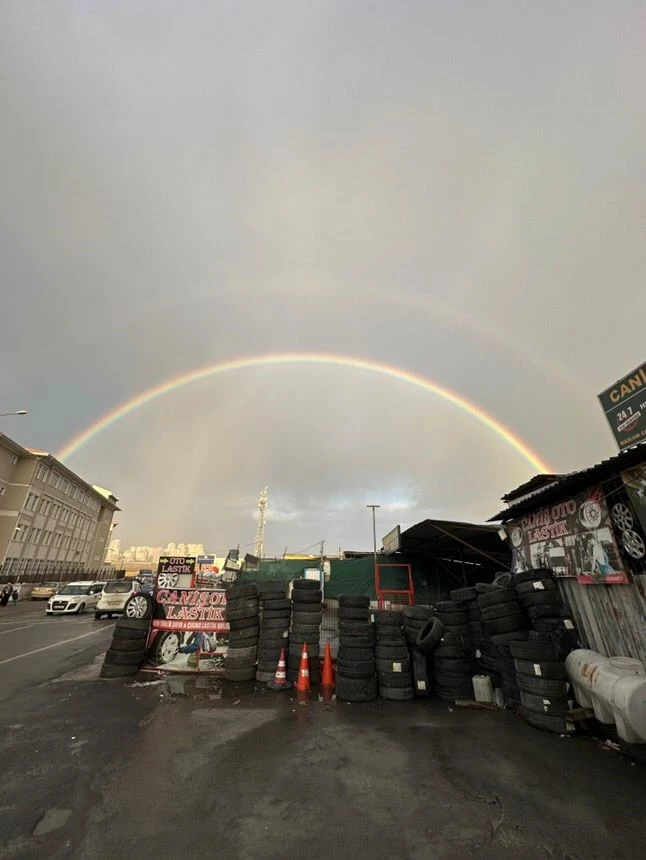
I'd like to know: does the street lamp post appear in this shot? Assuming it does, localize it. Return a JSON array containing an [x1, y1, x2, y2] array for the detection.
[[366, 504, 381, 567], [0, 410, 28, 417]]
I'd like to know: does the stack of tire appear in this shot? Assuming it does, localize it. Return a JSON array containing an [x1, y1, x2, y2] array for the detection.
[[403, 605, 435, 697], [432, 631, 477, 702], [256, 585, 291, 683], [477, 586, 528, 705], [100, 591, 154, 679], [374, 610, 414, 700], [224, 583, 260, 682], [433, 600, 472, 648], [450, 587, 481, 650], [511, 634, 575, 733], [513, 568, 575, 635], [336, 595, 377, 702], [288, 579, 322, 686]]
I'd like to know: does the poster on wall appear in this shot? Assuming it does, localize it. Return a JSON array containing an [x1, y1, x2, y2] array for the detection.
[[618, 465, 646, 562], [156, 556, 196, 590], [142, 587, 228, 673], [507, 486, 629, 585], [598, 361, 646, 450]]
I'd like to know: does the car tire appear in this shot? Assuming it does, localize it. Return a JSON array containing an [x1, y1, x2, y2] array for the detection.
[[524, 709, 575, 733], [415, 617, 445, 654], [379, 684, 414, 700], [338, 607, 371, 620], [485, 614, 526, 635], [95, 612, 103, 620], [336, 674, 378, 702], [338, 595, 371, 609], [515, 674, 570, 697], [124, 593, 154, 620], [150, 630, 182, 664], [514, 659, 567, 680], [225, 583, 259, 600], [513, 568, 553, 585], [477, 588, 516, 608], [77, 603, 85, 614], [520, 691, 572, 716], [224, 666, 257, 682]]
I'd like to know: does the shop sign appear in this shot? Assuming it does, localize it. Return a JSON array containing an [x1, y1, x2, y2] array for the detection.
[[618, 465, 646, 561], [382, 525, 401, 554], [156, 556, 196, 589], [143, 587, 229, 674], [598, 361, 646, 450], [507, 486, 629, 585]]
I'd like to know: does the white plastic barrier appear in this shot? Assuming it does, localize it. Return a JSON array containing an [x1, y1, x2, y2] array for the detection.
[[566, 649, 646, 743]]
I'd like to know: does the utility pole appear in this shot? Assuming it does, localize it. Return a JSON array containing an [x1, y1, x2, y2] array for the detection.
[[366, 504, 381, 567], [254, 487, 268, 560]]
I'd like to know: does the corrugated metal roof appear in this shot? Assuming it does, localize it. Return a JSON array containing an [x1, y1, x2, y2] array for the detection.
[[490, 442, 646, 522]]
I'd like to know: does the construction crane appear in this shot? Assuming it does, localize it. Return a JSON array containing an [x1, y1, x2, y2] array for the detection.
[[254, 487, 268, 559]]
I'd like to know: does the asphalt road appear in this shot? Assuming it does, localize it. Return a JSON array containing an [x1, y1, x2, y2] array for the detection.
[[1, 607, 645, 860]]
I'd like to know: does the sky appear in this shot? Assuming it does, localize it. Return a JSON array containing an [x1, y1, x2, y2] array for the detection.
[[2, 1, 646, 555]]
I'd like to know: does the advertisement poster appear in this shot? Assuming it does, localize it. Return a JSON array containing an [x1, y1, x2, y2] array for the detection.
[[598, 361, 646, 450], [618, 465, 646, 561], [507, 486, 629, 585], [143, 586, 229, 674], [156, 556, 196, 590]]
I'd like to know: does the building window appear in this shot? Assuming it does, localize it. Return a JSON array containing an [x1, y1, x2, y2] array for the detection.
[[43, 531, 52, 546], [0, 486, 6, 497], [9, 454, 18, 465], [53, 533, 62, 548], [33, 528, 41, 544]]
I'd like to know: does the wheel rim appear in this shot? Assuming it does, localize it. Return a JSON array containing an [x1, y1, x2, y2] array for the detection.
[[159, 633, 180, 663], [622, 530, 645, 559], [612, 503, 634, 532], [126, 595, 149, 619], [157, 571, 179, 588]]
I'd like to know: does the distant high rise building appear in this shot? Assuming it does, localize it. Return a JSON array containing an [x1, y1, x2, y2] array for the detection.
[[177, 543, 187, 555], [187, 543, 204, 556], [166, 542, 177, 554]]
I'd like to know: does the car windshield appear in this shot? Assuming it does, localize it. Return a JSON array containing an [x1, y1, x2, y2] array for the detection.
[[40, 583, 58, 589], [59, 585, 90, 596], [103, 581, 133, 594]]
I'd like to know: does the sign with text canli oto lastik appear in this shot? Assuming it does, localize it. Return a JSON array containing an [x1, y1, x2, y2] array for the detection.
[[598, 361, 646, 450]]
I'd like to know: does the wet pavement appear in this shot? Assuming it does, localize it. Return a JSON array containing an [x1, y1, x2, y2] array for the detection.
[[2, 656, 645, 860]]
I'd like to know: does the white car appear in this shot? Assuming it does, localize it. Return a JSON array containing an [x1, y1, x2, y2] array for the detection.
[[95, 579, 142, 619], [46, 581, 104, 615]]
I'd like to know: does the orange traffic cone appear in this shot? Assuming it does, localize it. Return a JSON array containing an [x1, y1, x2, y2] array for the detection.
[[295, 642, 310, 692], [267, 647, 292, 691], [321, 642, 335, 688]]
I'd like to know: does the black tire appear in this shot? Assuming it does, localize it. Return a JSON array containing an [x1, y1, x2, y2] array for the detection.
[[375, 645, 409, 659], [513, 568, 553, 585], [434, 643, 471, 659], [336, 674, 378, 702], [338, 607, 371, 620], [261, 598, 291, 611], [149, 630, 182, 665], [435, 671, 473, 688], [434, 657, 475, 673], [434, 612, 468, 628], [112, 626, 149, 642], [478, 588, 516, 608], [436, 685, 473, 702], [256, 670, 276, 683], [493, 572, 513, 588], [467, 607, 482, 620], [339, 635, 375, 649], [475, 582, 498, 593], [230, 626, 261, 643], [376, 657, 411, 673], [338, 646, 374, 662], [337, 665, 376, 680], [403, 605, 434, 620], [527, 604, 566, 620], [378, 670, 413, 687], [510, 639, 560, 661], [260, 616, 290, 629], [491, 631, 529, 645], [416, 617, 445, 654], [442, 624, 472, 637], [524, 709, 575, 734], [339, 621, 374, 636], [375, 609, 402, 623], [229, 616, 261, 630], [109, 637, 150, 653], [380, 685, 414, 700], [226, 596, 260, 613], [94, 612, 103, 620], [104, 649, 146, 666], [226, 584, 258, 600], [114, 618, 150, 634], [480, 601, 522, 621], [339, 595, 370, 608], [292, 590, 322, 603], [485, 614, 526, 635], [292, 579, 321, 591], [434, 601, 460, 612], [100, 662, 140, 679], [291, 611, 323, 624], [450, 587, 478, 603], [514, 659, 567, 680], [226, 606, 260, 622], [290, 602, 322, 614], [227, 645, 258, 660], [376, 634, 407, 647], [516, 579, 557, 596], [258, 647, 285, 661], [520, 592, 563, 609], [224, 666, 257, 682], [516, 674, 570, 697], [520, 691, 572, 716], [533, 618, 576, 632], [290, 623, 320, 635]]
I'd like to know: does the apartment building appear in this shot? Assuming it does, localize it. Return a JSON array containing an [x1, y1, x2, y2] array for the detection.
[[0, 432, 119, 577]]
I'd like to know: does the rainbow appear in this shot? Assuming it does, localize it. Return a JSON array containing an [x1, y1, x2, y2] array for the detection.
[[56, 352, 551, 472]]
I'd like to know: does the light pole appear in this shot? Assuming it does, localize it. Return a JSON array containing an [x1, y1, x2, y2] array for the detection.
[[0, 410, 28, 417], [366, 504, 381, 566]]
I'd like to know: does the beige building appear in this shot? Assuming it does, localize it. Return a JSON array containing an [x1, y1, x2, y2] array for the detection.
[[0, 432, 120, 579]]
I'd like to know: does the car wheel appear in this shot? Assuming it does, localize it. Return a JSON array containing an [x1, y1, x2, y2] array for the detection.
[[152, 631, 181, 664], [77, 603, 85, 614], [95, 612, 102, 620], [124, 593, 153, 620], [157, 571, 179, 589]]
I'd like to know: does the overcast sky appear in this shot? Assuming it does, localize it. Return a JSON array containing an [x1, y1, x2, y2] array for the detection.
[[2, 1, 645, 554]]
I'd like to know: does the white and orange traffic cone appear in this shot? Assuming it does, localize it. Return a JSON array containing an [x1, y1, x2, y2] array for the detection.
[[267, 647, 291, 691], [295, 642, 311, 693]]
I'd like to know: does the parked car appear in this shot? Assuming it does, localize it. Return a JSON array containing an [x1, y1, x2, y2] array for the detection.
[[31, 582, 60, 601], [46, 581, 104, 615], [95, 579, 142, 619]]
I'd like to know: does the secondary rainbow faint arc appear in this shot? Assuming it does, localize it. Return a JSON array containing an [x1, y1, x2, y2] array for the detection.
[[56, 353, 551, 472]]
